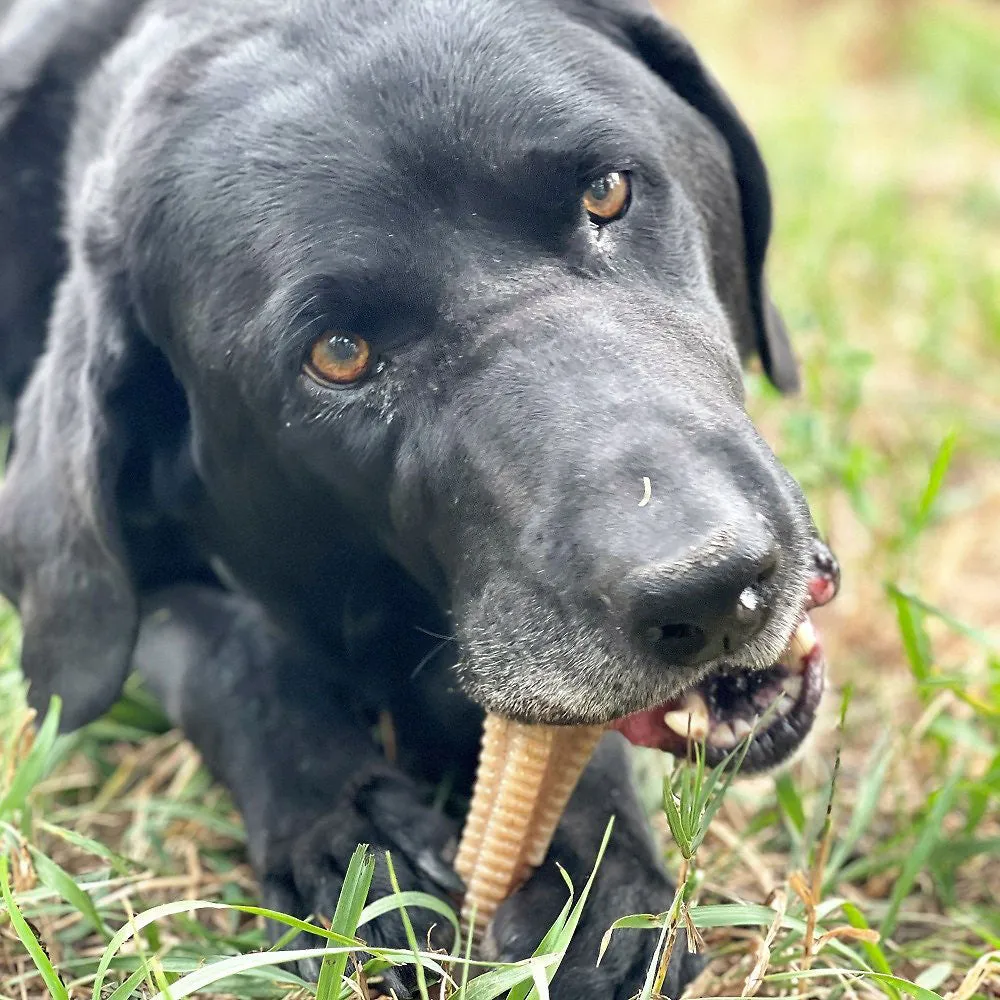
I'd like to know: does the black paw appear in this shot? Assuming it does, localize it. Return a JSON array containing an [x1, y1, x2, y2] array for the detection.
[[258, 769, 462, 991], [491, 845, 704, 1000]]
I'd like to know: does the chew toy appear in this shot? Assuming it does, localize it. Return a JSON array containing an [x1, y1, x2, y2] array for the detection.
[[454, 715, 604, 938]]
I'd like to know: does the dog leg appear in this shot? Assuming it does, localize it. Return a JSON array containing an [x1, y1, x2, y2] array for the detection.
[[133, 584, 462, 986]]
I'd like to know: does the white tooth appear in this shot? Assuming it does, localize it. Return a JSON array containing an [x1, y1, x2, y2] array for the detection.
[[708, 722, 737, 748], [779, 649, 800, 673], [731, 718, 754, 740], [780, 618, 817, 674], [776, 695, 796, 717], [782, 675, 803, 701], [663, 691, 710, 741], [791, 618, 817, 659]]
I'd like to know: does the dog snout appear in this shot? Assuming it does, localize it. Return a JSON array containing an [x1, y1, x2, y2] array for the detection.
[[621, 527, 781, 667]]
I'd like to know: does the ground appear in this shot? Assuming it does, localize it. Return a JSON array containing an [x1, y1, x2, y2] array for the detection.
[[1, 0, 998, 997]]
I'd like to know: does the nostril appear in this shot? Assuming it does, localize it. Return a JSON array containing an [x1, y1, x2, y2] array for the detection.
[[625, 537, 782, 667], [642, 621, 707, 660]]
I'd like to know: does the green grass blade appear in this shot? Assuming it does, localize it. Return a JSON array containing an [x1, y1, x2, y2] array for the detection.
[[316, 843, 375, 1000], [637, 910, 672, 1000], [0, 854, 69, 1000], [36, 819, 137, 875], [841, 901, 900, 1000], [774, 771, 806, 861], [0, 696, 61, 821], [597, 913, 664, 966], [453, 958, 551, 1000], [103, 964, 156, 1000], [359, 888, 460, 945], [914, 962, 952, 992], [826, 732, 895, 885], [891, 589, 933, 683], [384, 851, 431, 1000], [880, 758, 964, 938], [144, 946, 372, 999], [775, 772, 806, 834], [527, 816, 614, 996], [661, 784, 690, 858], [506, 882, 574, 1000], [687, 904, 868, 966], [29, 846, 112, 940], [888, 585, 999, 651], [456, 819, 615, 1000], [901, 430, 958, 547], [92, 898, 362, 996], [764, 968, 944, 1000]]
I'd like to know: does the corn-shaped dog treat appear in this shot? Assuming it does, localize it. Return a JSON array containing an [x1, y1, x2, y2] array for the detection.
[[455, 715, 605, 938]]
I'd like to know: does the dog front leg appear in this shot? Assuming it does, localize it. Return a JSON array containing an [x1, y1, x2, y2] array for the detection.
[[133, 584, 462, 983]]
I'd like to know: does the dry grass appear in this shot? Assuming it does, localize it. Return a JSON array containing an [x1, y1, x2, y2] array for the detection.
[[1, 1, 999, 998]]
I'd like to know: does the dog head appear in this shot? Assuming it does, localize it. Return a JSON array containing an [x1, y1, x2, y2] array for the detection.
[[0, 0, 831, 768]]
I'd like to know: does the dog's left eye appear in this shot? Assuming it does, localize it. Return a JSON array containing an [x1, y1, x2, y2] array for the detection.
[[583, 171, 630, 224], [304, 331, 373, 387]]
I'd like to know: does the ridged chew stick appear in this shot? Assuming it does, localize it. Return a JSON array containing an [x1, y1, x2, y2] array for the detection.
[[455, 716, 605, 938]]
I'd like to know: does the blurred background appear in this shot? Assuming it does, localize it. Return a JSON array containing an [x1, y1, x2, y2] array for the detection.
[[1, 0, 998, 996], [650, 0, 1000, 990]]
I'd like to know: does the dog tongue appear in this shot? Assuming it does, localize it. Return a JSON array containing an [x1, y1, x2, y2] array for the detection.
[[609, 701, 688, 752]]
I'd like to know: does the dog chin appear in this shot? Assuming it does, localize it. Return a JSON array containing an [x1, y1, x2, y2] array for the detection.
[[454, 607, 686, 725]]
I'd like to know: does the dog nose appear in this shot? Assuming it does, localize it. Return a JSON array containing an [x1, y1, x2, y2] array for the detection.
[[623, 536, 780, 666]]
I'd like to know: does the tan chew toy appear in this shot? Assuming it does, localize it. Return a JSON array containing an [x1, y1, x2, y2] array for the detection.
[[455, 715, 605, 938]]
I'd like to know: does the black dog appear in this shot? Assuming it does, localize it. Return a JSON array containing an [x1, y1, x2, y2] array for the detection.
[[0, 0, 836, 995]]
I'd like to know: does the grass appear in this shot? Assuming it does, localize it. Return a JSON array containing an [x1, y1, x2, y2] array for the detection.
[[1, 0, 999, 996]]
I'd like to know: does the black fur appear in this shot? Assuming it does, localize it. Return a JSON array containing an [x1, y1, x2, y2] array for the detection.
[[0, 0, 814, 995]]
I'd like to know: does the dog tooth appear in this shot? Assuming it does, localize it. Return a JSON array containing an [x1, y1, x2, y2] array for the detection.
[[663, 691, 710, 741], [781, 675, 803, 701], [776, 695, 796, 717], [781, 617, 817, 674], [791, 618, 817, 658], [731, 718, 754, 741], [708, 722, 737, 748]]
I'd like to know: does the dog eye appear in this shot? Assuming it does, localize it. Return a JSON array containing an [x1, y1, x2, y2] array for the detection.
[[304, 331, 373, 386], [583, 171, 630, 224]]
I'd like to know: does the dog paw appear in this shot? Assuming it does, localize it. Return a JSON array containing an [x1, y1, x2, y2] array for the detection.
[[490, 847, 704, 1000], [257, 769, 462, 992]]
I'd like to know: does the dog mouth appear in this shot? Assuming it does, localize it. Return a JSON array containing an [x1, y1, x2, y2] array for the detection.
[[610, 615, 824, 772], [609, 543, 839, 774]]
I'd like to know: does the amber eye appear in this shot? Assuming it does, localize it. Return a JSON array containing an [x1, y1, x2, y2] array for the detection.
[[304, 331, 373, 386], [582, 171, 630, 224]]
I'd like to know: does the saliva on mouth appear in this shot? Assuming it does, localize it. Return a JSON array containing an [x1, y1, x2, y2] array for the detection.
[[611, 541, 840, 774]]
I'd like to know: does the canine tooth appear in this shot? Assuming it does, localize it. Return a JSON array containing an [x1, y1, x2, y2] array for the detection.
[[781, 618, 817, 674], [781, 675, 803, 701], [776, 695, 796, 717], [663, 691, 710, 741], [731, 718, 754, 740], [791, 618, 817, 658], [708, 722, 737, 748]]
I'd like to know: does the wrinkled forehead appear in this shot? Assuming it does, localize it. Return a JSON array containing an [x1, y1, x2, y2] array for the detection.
[[133, 0, 734, 326], [304, 1, 727, 206]]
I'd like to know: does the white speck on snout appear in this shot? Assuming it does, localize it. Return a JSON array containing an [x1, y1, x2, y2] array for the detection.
[[639, 476, 652, 507]]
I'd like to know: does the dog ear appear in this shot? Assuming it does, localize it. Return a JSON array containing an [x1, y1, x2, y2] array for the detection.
[[601, 2, 799, 392], [0, 197, 140, 731]]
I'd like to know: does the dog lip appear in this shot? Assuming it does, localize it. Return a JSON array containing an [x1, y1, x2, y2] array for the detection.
[[609, 613, 826, 773]]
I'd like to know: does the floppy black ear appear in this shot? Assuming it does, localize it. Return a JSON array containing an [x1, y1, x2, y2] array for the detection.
[[611, 3, 799, 392], [0, 206, 140, 731]]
